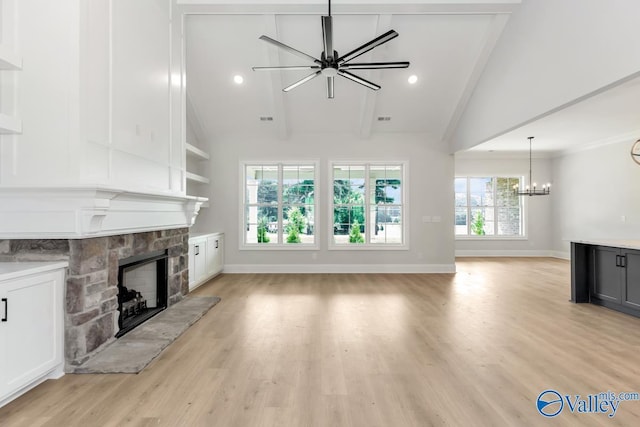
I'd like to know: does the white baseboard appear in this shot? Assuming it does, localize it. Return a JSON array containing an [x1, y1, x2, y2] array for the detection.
[[223, 263, 456, 274], [455, 250, 556, 257], [550, 250, 571, 260]]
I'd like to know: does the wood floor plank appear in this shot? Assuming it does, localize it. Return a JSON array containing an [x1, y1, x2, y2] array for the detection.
[[2, 258, 640, 426]]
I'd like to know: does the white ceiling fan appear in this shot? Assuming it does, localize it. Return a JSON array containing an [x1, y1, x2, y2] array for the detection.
[[252, 0, 410, 99]]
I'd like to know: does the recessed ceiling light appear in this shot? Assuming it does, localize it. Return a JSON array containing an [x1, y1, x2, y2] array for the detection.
[[408, 75, 418, 84], [233, 75, 244, 85]]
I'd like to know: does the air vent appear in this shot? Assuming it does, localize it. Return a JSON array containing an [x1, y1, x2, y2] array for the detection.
[[377, 116, 391, 121], [259, 116, 274, 121]]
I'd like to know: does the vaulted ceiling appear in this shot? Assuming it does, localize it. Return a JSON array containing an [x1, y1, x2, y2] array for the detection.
[[181, 1, 640, 154], [183, 1, 515, 142]]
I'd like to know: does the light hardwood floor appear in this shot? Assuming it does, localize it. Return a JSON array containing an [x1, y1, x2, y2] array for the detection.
[[2, 258, 640, 426]]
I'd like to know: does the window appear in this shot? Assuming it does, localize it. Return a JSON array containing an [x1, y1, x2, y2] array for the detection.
[[455, 176, 523, 237], [331, 162, 406, 248], [242, 162, 317, 248]]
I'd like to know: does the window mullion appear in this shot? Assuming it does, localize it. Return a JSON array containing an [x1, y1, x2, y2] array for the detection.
[[492, 176, 499, 236], [277, 164, 283, 244], [364, 163, 370, 244], [467, 177, 471, 235]]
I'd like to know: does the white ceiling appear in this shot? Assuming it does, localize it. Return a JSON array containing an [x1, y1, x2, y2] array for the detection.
[[184, 4, 510, 141], [182, 1, 640, 154], [469, 74, 640, 155]]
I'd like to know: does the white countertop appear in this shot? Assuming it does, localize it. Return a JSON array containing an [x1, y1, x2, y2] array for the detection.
[[572, 239, 640, 251], [189, 231, 223, 239], [0, 261, 68, 282]]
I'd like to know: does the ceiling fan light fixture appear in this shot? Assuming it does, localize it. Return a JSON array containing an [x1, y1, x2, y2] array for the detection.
[[252, 0, 409, 98], [321, 67, 338, 77], [408, 75, 418, 84], [233, 75, 244, 85]]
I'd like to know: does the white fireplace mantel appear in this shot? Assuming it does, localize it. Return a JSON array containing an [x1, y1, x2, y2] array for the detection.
[[0, 187, 206, 239]]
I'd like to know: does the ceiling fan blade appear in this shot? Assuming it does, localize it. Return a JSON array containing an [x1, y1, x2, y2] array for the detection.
[[322, 16, 334, 60], [283, 70, 322, 92], [338, 30, 399, 64], [340, 61, 410, 70], [337, 70, 381, 91], [259, 35, 321, 65], [253, 65, 321, 71], [327, 76, 334, 99]]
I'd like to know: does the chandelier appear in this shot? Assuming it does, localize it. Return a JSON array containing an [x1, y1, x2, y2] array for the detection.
[[513, 136, 550, 196]]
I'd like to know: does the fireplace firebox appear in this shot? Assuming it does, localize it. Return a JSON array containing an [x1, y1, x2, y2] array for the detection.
[[116, 250, 168, 338]]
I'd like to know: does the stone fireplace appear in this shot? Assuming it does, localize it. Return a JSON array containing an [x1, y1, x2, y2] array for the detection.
[[0, 228, 190, 368]]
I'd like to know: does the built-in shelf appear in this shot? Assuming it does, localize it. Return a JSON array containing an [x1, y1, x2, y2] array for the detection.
[[0, 113, 22, 134], [186, 171, 210, 185], [0, 44, 22, 70], [186, 142, 210, 160]]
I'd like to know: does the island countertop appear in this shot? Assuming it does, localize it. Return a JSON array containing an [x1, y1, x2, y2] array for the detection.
[[571, 239, 640, 251]]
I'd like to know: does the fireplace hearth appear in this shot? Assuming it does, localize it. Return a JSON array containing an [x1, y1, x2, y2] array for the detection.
[[116, 250, 168, 338]]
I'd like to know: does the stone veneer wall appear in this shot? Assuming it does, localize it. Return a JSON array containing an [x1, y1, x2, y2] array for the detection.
[[0, 228, 190, 368]]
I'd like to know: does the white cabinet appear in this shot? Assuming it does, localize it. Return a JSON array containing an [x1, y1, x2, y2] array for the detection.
[[0, 262, 67, 408], [189, 232, 224, 291], [0, 0, 23, 134]]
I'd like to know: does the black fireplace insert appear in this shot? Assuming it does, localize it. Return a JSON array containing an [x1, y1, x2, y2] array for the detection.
[[116, 250, 168, 338]]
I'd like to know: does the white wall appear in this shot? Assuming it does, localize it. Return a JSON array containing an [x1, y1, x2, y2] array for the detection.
[[0, 0, 80, 185], [455, 153, 553, 256], [551, 139, 640, 258], [452, 0, 640, 151], [193, 132, 455, 272], [1, 0, 183, 195]]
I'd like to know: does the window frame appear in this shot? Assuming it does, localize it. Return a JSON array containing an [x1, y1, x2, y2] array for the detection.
[[240, 160, 320, 250], [328, 161, 409, 251], [455, 175, 526, 240]]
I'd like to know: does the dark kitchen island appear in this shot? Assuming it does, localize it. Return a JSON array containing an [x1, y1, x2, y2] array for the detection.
[[571, 240, 640, 317]]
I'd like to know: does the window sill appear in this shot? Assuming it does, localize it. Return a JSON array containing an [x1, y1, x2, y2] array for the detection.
[[328, 244, 408, 251], [455, 236, 527, 241], [240, 244, 319, 251]]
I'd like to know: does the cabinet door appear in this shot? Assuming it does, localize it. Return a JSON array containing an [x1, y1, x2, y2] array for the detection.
[[194, 241, 207, 283], [592, 246, 621, 303], [206, 235, 217, 276], [622, 249, 640, 310], [0, 271, 63, 400], [214, 234, 224, 274], [188, 241, 196, 287]]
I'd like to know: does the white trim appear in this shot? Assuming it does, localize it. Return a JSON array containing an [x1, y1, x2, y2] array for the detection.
[[176, 2, 520, 15], [456, 236, 527, 241], [328, 160, 409, 250], [557, 130, 640, 157], [223, 263, 456, 274], [550, 250, 570, 260], [455, 175, 526, 238], [239, 160, 320, 250], [455, 250, 554, 257], [0, 187, 204, 239]]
